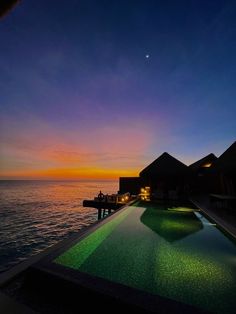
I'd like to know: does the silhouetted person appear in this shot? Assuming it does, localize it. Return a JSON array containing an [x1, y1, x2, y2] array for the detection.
[[98, 190, 104, 201]]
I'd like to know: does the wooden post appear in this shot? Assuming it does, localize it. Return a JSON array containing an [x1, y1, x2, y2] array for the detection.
[[98, 208, 102, 220]]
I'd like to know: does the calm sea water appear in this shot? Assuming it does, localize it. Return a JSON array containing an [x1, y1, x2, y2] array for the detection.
[[0, 180, 118, 273]]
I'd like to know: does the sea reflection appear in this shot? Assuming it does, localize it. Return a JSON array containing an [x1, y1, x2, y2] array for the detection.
[[0, 180, 118, 273]]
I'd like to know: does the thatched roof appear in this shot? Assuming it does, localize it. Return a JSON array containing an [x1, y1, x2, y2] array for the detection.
[[211, 141, 236, 173], [139, 152, 188, 177], [189, 153, 217, 171]]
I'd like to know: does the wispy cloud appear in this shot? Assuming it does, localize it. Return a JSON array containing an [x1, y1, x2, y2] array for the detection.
[[0, 113, 161, 178]]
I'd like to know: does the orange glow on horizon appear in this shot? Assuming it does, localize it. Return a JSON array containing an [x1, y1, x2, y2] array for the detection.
[[0, 114, 154, 180], [0, 167, 139, 180]]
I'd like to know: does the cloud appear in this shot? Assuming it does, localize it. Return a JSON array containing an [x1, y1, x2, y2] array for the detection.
[[0, 113, 158, 178]]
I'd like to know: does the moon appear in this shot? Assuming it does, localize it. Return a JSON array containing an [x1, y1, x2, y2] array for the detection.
[[145, 54, 150, 59]]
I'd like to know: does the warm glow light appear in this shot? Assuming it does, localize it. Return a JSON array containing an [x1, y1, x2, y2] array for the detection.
[[202, 163, 212, 168], [140, 187, 151, 201]]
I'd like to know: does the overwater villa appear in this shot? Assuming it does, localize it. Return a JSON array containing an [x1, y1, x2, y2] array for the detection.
[[120, 141, 236, 204], [120, 152, 190, 200]]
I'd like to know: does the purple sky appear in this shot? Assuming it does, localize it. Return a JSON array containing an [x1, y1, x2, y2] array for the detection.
[[0, 0, 236, 179]]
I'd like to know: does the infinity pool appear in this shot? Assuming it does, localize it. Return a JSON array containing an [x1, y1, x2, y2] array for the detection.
[[54, 202, 236, 313]]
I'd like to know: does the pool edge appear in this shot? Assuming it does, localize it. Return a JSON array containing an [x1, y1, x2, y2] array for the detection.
[[190, 198, 236, 241]]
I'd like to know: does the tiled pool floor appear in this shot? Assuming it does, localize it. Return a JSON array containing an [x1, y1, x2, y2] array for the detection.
[[54, 202, 236, 313]]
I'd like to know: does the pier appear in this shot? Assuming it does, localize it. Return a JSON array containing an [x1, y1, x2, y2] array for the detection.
[[83, 192, 131, 219]]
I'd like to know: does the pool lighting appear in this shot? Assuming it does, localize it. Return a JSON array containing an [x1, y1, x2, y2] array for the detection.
[[168, 207, 194, 213]]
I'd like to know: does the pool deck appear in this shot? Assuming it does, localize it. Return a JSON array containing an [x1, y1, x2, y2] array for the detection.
[[190, 194, 236, 238]]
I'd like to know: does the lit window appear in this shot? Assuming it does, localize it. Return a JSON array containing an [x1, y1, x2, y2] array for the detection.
[[202, 163, 212, 168]]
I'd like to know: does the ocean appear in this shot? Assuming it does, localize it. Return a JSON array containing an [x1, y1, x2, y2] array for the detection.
[[0, 180, 118, 273]]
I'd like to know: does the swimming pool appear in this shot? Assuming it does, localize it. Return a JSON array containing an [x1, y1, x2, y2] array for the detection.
[[44, 202, 236, 313]]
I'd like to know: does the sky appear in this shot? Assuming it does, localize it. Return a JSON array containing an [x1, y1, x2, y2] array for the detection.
[[0, 0, 236, 180]]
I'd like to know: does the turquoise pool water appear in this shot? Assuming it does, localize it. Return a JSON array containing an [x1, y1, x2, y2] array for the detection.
[[55, 202, 236, 313]]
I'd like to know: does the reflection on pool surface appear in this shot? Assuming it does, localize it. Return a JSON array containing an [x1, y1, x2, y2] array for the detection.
[[54, 202, 236, 313], [140, 205, 203, 242]]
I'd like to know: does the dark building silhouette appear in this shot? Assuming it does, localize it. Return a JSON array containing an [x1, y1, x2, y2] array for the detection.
[[139, 152, 189, 199], [119, 177, 140, 195], [189, 153, 217, 194], [119, 141, 236, 200], [211, 141, 236, 195], [189, 153, 217, 172]]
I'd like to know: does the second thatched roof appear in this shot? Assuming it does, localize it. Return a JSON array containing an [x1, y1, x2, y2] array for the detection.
[[189, 153, 217, 171], [211, 141, 236, 173]]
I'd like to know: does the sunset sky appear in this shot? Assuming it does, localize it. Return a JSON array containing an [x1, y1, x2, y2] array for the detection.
[[0, 0, 236, 180]]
